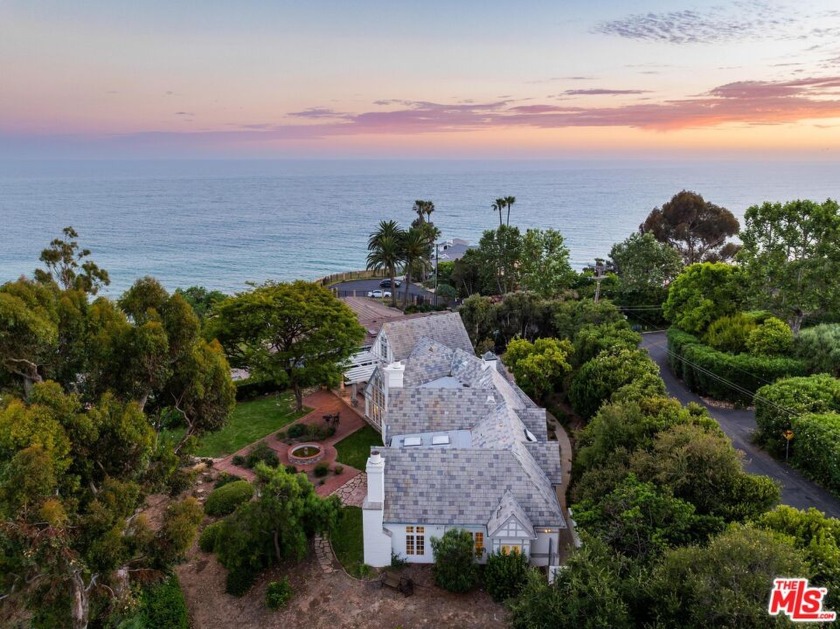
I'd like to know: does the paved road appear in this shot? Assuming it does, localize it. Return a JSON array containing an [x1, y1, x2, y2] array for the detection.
[[332, 278, 437, 302], [641, 331, 840, 518]]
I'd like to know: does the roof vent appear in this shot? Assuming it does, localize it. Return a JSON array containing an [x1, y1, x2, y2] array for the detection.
[[524, 429, 537, 442]]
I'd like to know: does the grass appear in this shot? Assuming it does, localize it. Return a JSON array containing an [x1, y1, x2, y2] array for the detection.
[[194, 393, 309, 458], [334, 424, 382, 470], [331, 506, 365, 576]]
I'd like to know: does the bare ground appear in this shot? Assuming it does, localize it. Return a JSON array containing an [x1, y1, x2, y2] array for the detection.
[[176, 545, 509, 629]]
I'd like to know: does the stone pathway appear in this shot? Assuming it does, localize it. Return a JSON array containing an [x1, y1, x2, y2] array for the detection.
[[313, 535, 336, 574], [330, 472, 367, 507]]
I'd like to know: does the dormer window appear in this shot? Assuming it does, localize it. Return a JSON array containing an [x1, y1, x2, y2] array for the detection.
[[380, 335, 389, 362], [524, 429, 537, 442]]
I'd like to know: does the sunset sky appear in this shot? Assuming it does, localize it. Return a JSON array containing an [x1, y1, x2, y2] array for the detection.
[[4, 0, 840, 159]]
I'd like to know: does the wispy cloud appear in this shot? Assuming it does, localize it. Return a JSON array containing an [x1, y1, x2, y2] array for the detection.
[[563, 88, 651, 96], [595, 2, 839, 45]]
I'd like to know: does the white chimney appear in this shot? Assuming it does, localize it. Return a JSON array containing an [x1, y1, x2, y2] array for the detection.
[[382, 361, 405, 390], [366, 450, 385, 504]]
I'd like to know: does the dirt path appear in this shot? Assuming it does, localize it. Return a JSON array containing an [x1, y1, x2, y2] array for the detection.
[[177, 545, 508, 629]]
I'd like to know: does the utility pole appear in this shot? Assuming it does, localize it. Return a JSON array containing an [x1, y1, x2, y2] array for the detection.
[[593, 259, 606, 303]]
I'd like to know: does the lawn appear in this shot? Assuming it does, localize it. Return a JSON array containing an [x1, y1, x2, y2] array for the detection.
[[331, 506, 364, 576], [194, 393, 309, 457], [334, 424, 382, 470]]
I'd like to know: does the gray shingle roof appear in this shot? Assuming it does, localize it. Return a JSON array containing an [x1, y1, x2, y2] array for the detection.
[[402, 337, 456, 388], [386, 388, 499, 436], [515, 408, 549, 441], [381, 448, 565, 527], [524, 442, 563, 485], [381, 312, 474, 361]]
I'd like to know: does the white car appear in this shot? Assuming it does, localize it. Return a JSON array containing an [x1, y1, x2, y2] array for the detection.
[[367, 289, 392, 298]]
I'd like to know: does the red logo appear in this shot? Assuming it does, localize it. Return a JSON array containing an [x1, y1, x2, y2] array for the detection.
[[769, 578, 836, 622]]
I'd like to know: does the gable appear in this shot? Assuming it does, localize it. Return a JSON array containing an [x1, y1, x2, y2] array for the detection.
[[489, 514, 535, 539]]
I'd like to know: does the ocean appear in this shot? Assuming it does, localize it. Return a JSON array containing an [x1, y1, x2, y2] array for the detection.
[[2, 159, 839, 296]]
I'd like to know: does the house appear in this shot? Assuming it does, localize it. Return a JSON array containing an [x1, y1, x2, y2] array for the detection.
[[433, 238, 473, 268], [361, 312, 566, 568]]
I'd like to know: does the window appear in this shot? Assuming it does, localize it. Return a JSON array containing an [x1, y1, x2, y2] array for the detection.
[[501, 544, 521, 555], [380, 335, 389, 362], [473, 532, 484, 556], [406, 526, 425, 555]]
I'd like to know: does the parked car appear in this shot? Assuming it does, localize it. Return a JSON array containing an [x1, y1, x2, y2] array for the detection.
[[379, 278, 402, 288], [367, 289, 392, 298]]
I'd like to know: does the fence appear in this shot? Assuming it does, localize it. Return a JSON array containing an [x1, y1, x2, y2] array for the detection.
[[314, 270, 385, 287], [332, 288, 431, 306]]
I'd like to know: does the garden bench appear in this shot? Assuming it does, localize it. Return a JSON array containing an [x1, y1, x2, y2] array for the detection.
[[380, 570, 414, 596]]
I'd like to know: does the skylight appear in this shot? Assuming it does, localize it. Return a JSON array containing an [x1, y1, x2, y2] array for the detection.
[[403, 437, 422, 447], [431, 435, 450, 446]]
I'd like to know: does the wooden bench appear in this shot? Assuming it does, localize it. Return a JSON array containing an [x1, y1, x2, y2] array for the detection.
[[380, 571, 414, 597]]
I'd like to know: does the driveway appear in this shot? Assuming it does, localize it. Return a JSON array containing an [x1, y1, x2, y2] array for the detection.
[[331, 278, 437, 303], [641, 331, 840, 518]]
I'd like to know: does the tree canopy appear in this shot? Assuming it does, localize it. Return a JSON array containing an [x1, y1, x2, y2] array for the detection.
[[640, 190, 740, 265], [738, 198, 840, 334], [662, 262, 742, 335], [212, 281, 365, 410]]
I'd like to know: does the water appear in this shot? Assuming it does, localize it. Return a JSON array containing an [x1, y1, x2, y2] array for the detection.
[[2, 159, 839, 296]]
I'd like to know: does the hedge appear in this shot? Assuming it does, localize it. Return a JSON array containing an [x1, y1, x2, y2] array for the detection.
[[666, 328, 807, 405], [754, 374, 840, 454], [235, 378, 280, 401], [140, 575, 189, 629], [791, 413, 840, 495], [204, 480, 254, 516]]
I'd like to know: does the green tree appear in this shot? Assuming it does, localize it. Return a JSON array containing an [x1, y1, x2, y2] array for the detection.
[[739, 198, 840, 334], [458, 294, 497, 349], [640, 190, 740, 265], [214, 463, 340, 595], [573, 474, 714, 561], [483, 549, 530, 602], [430, 529, 478, 593], [400, 227, 431, 306], [366, 220, 404, 307], [476, 226, 522, 295], [0, 278, 59, 396], [609, 232, 683, 316], [174, 285, 227, 323], [504, 337, 573, 402], [34, 226, 110, 295], [551, 298, 625, 340], [451, 249, 485, 297], [212, 281, 365, 411], [662, 262, 741, 335], [492, 197, 505, 227], [518, 228, 575, 298], [645, 525, 810, 629], [504, 195, 516, 226], [569, 348, 664, 420], [508, 539, 633, 629], [796, 324, 840, 376], [704, 312, 758, 354], [572, 321, 641, 367]]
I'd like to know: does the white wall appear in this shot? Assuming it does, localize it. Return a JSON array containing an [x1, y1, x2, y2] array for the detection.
[[530, 530, 561, 567], [387, 524, 446, 564], [363, 507, 392, 567]]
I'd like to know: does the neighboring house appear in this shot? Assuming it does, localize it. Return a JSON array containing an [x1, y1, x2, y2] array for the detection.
[[433, 238, 472, 268], [361, 312, 566, 569]]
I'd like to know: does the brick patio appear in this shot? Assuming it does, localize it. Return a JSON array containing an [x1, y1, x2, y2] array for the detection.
[[214, 389, 373, 496]]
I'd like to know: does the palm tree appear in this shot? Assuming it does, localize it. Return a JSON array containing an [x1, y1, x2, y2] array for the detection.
[[412, 201, 426, 224], [504, 195, 516, 226], [423, 200, 435, 223], [367, 220, 404, 307], [401, 227, 429, 306], [493, 198, 505, 227]]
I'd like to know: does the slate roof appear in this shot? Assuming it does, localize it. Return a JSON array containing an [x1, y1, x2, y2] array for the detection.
[[515, 408, 549, 441], [381, 448, 564, 526], [524, 442, 563, 485], [380, 312, 474, 361], [386, 388, 499, 436]]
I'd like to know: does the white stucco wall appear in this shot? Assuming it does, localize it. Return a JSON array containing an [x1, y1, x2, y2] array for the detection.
[[530, 530, 561, 567], [387, 524, 446, 564], [363, 507, 392, 567]]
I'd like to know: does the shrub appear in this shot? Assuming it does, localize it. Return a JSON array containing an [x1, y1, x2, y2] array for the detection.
[[141, 576, 189, 629], [199, 521, 224, 552], [667, 328, 807, 405], [333, 464, 344, 475], [746, 317, 793, 356], [156, 497, 204, 564], [214, 473, 238, 489], [204, 480, 254, 516], [430, 529, 478, 593], [245, 441, 279, 469], [226, 566, 256, 596], [276, 430, 287, 439], [483, 549, 530, 602], [167, 469, 194, 497], [796, 324, 840, 376], [704, 313, 757, 354], [285, 464, 298, 474], [791, 412, 840, 494], [231, 454, 245, 466], [754, 374, 840, 454], [314, 462, 329, 478], [662, 263, 741, 335], [265, 577, 293, 610], [287, 423, 307, 439], [573, 321, 641, 367]]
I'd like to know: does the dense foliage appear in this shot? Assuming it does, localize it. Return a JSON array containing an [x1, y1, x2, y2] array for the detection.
[[790, 412, 840, 494], [265, 577, 293, 610], [662, 262, 741, 335], [430, 529, 478, 593], [204, 480, 255, 516], [796, 324, 840, 376], [211, 280, 365, 410], [483, 549, 530, 602], [503, 337, 573, 402]]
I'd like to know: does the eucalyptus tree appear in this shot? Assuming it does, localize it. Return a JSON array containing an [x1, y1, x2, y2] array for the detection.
[[34, 226, 110, 295], [366, 220, 405, 307]]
